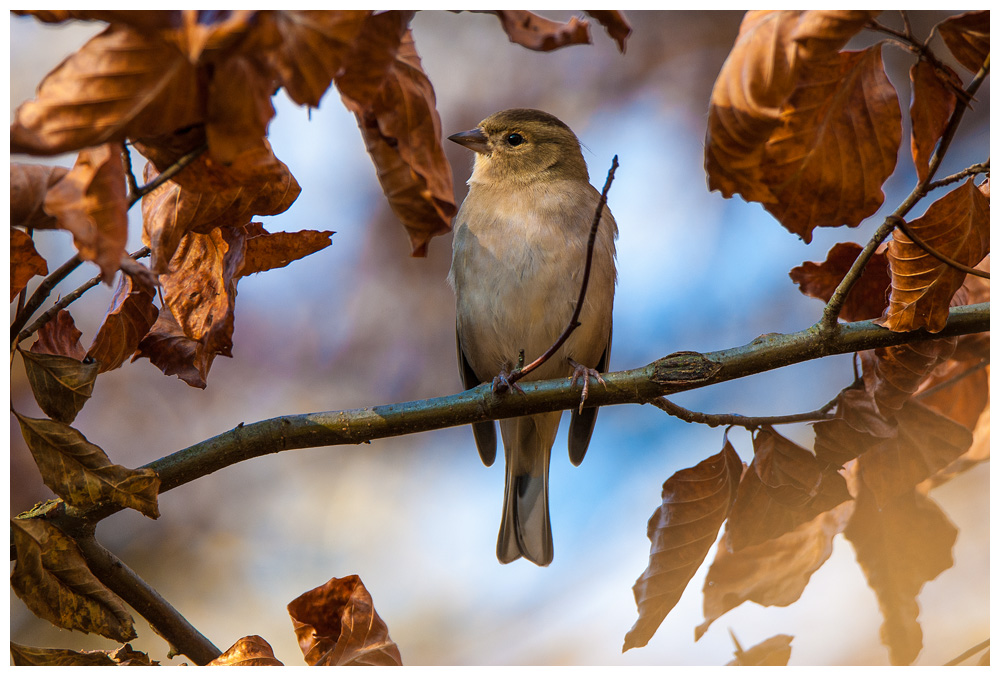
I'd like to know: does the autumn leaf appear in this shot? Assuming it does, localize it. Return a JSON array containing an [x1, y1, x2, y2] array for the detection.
[[11, 24, 202, 156], [30, 309, 87, 360], [238, 222, 334, 277], [877, 179, 989, 333], [909, 60, 959, 183], [14, 411, 160, 518], [486, 11, 592, 52], [788, 242, 891, 321], [698, 502, 853, 640], [87, 273, 160, 373], [725, 426, 851, 551], [11, 229, 49, 301], [11, 163, 68, 228], [727, 634, 794, 666], [844, 485, 956, 665], [917, 358, 989, 431], [42, 143, 129, 283], [288, 575, 403, 666], [204, 53, 276, 165], [10, 518, 136, 642], [133, 301, 217, 388], [209, 636, 283, 666], [860, 337, 957, 415], [21, 351, 98, 424], [936, 10, 989, 73], [585, 11, 632, 52], [624, 436, 743, 651], [10, 642, 157, 666], [813, 385, 897, 469], [337, 13, 455, 256]]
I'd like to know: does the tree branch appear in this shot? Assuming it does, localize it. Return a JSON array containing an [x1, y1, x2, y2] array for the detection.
[[75, 535, 222, 665], [926, 160, 990, 191], [651, 389, 841, 428]]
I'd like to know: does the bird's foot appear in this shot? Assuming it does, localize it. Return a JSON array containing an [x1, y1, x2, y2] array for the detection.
[[492, 368, 525, 395], [568, 358, 606, 414]]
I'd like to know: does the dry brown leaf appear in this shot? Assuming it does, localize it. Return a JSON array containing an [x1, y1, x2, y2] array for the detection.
[[21, 351, 98, 425], [698, 501, 853, 640], [624, 436, 743, 651], [204, 54, 276, 165], [727, 634, 794, 666], [209, 636, 283, 666], [909, 60, 959, 183], [13, 411, 160, 518], [725, 426, 851, 551], [11, 24, 202, 156], [11, 163, 69, 228], [337, 14, 455, 256], [87, 273, 160, 373], [10, 642, 157, 666], [921, 391, 989, 489], [585, 11, 631, 52], [133, 304, 216, 388], [860, 337, 957, 414], [844, 484, 956, 665], [857, 400, 973, 506], [11, 228, 49, 301], [31, 309, 87, 360], [918, 359, 989, 430], [238, 222, 334, 277], [788, 242, 891, 321], [877, 179, 989, 333], [10, 518, 137, 642], [813, 385, 897, 469], [42, 144, 129, 283], [487, 10, 592, 52], [288, 575, 403, 666], [936, 10, 989, 73]]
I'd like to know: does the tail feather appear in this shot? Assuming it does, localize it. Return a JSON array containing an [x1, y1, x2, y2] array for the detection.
[[497, 412, 560, 566]]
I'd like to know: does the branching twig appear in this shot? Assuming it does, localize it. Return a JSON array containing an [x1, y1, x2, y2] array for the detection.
[[944, 638, 990, 666], [891, 215, 990, 279], [75, 535, 222, 665], [503, 156, 619, 389], [926, 160, 990, 191], [10, 253, 83, 342], [819, 56, 990, 331], [128, 143, 207, 207], [651, 390, 840, 428], [916, 359, 989, 400]]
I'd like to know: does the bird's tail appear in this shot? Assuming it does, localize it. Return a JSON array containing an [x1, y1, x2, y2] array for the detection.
[[497, 412, 561, 566]]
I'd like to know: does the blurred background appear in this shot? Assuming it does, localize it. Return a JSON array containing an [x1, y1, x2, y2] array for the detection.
[[9, 10, 989, 666]]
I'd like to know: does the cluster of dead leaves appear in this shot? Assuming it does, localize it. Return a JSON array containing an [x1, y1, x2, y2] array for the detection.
[[629, 9, 989, 666], [9, 9, 629, 665]]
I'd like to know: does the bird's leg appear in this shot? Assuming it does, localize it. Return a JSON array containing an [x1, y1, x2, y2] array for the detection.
[[568, 357, 606, 414], [492, 355, 526, 396]]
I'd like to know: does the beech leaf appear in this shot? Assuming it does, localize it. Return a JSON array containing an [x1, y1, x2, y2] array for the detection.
[[624, 437, 743, 651], [844, 486, 956, 665], [487, 10, 592, 52], [936, 10, 989, 73], [14, 411, 160, 518], [209, 636, 283, 666], [909, 60, 959, 183], [11, 518, 137, 642], [860, 338, 957, 415], [11, 163, 68, 228], [238, 222, 334, 277], [728, 634, 794, 666], [133, 302, 216, 388], [42, 143, 129, 283], [788, 242, 891, 321], [21, 351, 98, 424], [585, 11, 632, 53], [288, 575, 403, 666], [10, 643, 157, 667], [11, 228, 49, 301], [813, 385, 897, 469], [31, 309, 87, 360], [87, 273, 160, 373]]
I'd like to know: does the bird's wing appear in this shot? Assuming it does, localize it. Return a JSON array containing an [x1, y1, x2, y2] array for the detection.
[[457, 328, 498, 466], [567, 323, 612, 466]]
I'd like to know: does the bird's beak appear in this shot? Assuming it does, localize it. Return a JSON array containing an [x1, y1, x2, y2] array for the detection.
[[448, 128, 490, 154]]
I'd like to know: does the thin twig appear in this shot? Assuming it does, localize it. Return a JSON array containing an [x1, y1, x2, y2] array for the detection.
[[926, 160, 990, 191], [75, 535, 222, 665], [121, 141, 139, 197], [819, 55, 990, 331], [130, 143, 207, 207], [651, 390, 840, 429], [916, 359, 989, 400], [10, 253, 82, 342], [504, 155, 619, 388], [891, 215, 990, 279], [944, 638, 990, 666]]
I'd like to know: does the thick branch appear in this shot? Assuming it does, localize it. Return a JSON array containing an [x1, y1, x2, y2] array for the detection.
[[48, 302, 987, 528], [76, 535, 222, 665]]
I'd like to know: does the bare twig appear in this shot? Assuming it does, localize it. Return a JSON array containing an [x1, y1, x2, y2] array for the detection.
[[890, 215, 990, 279], [916, 359, 989, 400], [121, 142, 139, 196], [944, 638, 990, 666], [926, 160, 990, 191], [75, 535, 221, 665], [503, 155, 619, 389], [129, 143, 207, 207], [10, 253, 83, 342], [651, 390, 841, 428], [819, 56, 990, 331]]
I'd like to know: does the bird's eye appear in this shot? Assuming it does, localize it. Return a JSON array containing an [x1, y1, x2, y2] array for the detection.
[[506, 133, 524, 146]]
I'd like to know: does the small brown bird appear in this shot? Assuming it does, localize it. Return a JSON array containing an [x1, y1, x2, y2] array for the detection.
[[447, 108, 617, 566]]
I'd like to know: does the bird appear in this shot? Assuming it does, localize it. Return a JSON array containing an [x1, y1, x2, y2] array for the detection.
[[447, 108, 617, 566]]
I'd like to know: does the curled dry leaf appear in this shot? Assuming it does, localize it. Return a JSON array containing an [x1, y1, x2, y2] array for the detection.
[[843, 484, 957, 665], [788, 241, 891, 321], [204, 53, 276, 165], [706, 11, 898, 242], [337, 13, 455, 256], [11, 163, 69, 228], [21, 351, 98, 425], [13, 411, 160, 518], [917, 359, 989, 431], [698, 501, 853, 640], [727, 634, 794, 666], [487, 10, 592, 52], [87, 273, 160, 373], [877, 179, 989, 333], [813, 385, 897, 469], [860, 337, 957, 415], [287, 575, 403, 666], [909, 60, 959, 183], [585, 11, 632, 53], [209, 636, 283, 666], [134, 304, 216, 388], [10, 518, 137, 642], [11, 229, 49, 301], [10, 642, 157, 667], [238, 222, 334, 277], [31, 309, 87, 360], [11, 24, 202, 156], [725, 426, 851, 551], [42, 144, 128, 283], [935, 10, 989, 73], [624, 436, 743, 651]]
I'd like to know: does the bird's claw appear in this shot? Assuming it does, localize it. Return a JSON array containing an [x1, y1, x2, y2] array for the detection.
[[568, 358, 606, 414], [492, 369, 525, 395]]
